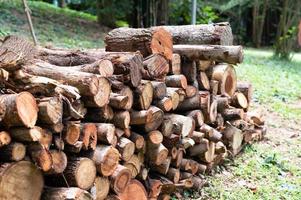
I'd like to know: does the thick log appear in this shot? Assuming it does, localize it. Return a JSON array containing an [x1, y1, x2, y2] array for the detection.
[[0, 131, 11, 147], [63, 121, 81, 145], [22, 60, 111, 107], [165, 88, 180, 110], [45, 150, 67, 175], [230, 92, 248, 109], [27, 143, 53, 172], [95, 123, 116, 145], [38, 48, 143, 87], [112, 85, 133, 110], [79, 123, 97, 150], [117, 179, 148, 200], [223, 123, 243, 155], [151, 81, 167, 100], [37, 97, 63, 125], [111, 110, 130, 129], [173, 45, 243, 64], [153, 97, 173, 112], [0, 92, 38, 128], [85, 105, 114, 122], [148, 143, 168, 166], [64, 141, 84, 154], [200, 124, 222, 142], [110, 164, 132, 194], [207, 64, 237, 97], [109, 93, 129, 110], [132, 80, 153, 110], [197, 71, 210, 90], [197, 60, 214, 71], [91, 176, 110, 200], [0, 35, 36, 71], [84, 145, 119, 177], [117, 137, 135, 162], [187, 138, 209, 157], [135, 106, 164, 132], [0, 161, 43, 200], [10, 126, 52, 148], [151, 156, 171, 175], [186, 110, 204, 128], [161, 22, 233, 45], [170, 53, 181, 75], [124, 154, 141, 178], [130, 109, 153, 125], [198, 141, 215, 163], [42, 187, 93, 200], [105, 27, 173, 60], [164, 114, 195, 137], [222, 108, 244, 120], [176, 91, 209, 112], [142, 53, 169, 80], [0, 142, 26, 162], [129, 132, 145, 151], [185, 85, 198, 98], [237, 82, 253, 104], [165, 75, 187, 89]]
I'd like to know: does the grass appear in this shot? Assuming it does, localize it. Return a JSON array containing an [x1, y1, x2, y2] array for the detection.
[[237, 48, 301, 120], [0, 0, 107, 48]]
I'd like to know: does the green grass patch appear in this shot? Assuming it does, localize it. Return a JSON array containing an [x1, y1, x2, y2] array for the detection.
[[0, 0, 106, 48], [237, 48, 301, 120]]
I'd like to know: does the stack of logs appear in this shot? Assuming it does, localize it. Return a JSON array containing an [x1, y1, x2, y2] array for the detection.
[[0, 22, 266, 200]]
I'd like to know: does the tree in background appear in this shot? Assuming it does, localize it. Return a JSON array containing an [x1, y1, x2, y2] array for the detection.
[[252, 0, 268, 48], [274, 0, 301, 60]]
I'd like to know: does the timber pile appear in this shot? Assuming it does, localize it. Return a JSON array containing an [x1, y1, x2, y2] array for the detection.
[[0, 22, 266, 200]]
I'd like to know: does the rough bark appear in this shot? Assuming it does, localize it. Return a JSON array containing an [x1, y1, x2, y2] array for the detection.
[[42, 187, 93, 200]]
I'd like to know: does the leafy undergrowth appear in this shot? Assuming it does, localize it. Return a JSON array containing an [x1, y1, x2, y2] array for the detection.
[[0, 0, 108, 48], [236, 49, 301, 120]]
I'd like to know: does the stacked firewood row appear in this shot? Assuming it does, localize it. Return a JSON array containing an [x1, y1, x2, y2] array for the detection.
[[0, 22, 266, 200]]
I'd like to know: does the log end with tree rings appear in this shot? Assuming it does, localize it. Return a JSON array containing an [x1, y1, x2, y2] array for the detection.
[[118, 179, 148, 200], [0, 161, 44, 200], [150, 27, 173, 60], [222, 66, 237, 97]]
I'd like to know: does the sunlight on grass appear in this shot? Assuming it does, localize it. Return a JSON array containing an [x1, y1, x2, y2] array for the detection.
[[236, 48, 301, 120]]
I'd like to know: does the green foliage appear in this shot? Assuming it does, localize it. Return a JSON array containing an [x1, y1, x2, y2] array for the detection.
[[274, 26, 298, 60]]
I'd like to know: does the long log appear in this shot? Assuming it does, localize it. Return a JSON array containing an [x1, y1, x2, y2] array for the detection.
[[105, 27, 173, 60], [161, 22, 233, 45], [173, 45, 243, 64], [22, 60, 111, 107]]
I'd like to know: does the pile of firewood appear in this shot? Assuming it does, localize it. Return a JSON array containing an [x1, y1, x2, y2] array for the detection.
[[0, 22, 266, 200]]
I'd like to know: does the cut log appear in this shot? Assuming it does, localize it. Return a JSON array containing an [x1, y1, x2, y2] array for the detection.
[[207, 64, 237, 97], [216, 96, 229, 113], [133, 80, 153, 110], [191, 131, 205, 144], [181, 60, 198, 87], [22, 60, 111, 107], [185, 85, 197, 98], [0, 131, 11, 147], [38, 48, 143, 87], [111, 110, 130, 129], [164, 114, 195, 137], [151, 81, 167, 100], [170, 53, 181, 75], [129, 132, 145, 151], [237, 82, 253, 104], [0, 35, 36, 71], [64, 141, 84, 154], [0, 161, 43, 200], [105, 27, 173, 60], [151, 156, 171, 175], [187, 138, 209, 157], [197, 71, 210, 90], [176, 91, 209, 112], [63, 121, 81, 145], [62, 157, 96, 190], [180, 138, 195, 149], [173, 45, 243, 64], [186, 110, 204, 128], [171, 149, 183, 168], [210, 80, 219, 95], [84, 145, 119, 177], [95, 123, 116, 145], [223, 123, 243, 155], [166, 167, 180, 183], [203, 98, 218, 123], [165, 88, 180, 110], [37, 97, 63, 125], [135, 106, 164, 132], [10, 126, 52, 148], [110, 164, 132, 194], [200, 124, 222, 142], [113, 85, 133, 110], [247, 110, 264, 126], [142, 53, 169, 80], [0, 92, 38, 128], [124, 154, 141, 178], [118, 179, 148, 200], [79, 123, 97, 150], [197, 60, 214, 71], [158, 194, 171, 200], [27, 143, 53, 172], [91, 176, 110, 200], [198, 141, 215, 163], [222, 108, 244, 120], [146, 130, 163, 148], [85, 106, 114, 122], [0, 142, 26, 162], [230, 92, 248, 109], [117, 137, 135, 162], [42, 187, 93, 200], [46, 150, 67, 175], [148, 143, 168, 166], [144, 178, 162, 198], [109, 93, 129, 110], [161, 22, 233, 45], [165, 75, 187, 89], [130, 109, 153, 125]]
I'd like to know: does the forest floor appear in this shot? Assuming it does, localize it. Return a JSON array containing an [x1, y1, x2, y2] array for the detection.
[[1, 2, 301, 199]]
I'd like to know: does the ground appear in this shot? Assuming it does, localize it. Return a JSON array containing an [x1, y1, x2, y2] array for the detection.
[[1, 2, 301, 199]]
